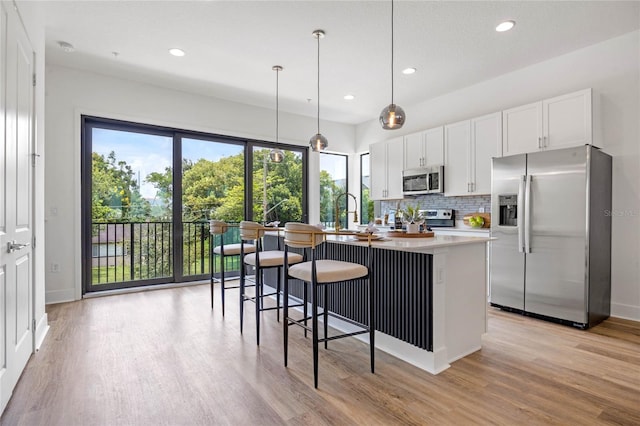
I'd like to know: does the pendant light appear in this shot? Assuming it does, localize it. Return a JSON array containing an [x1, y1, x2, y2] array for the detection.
[[379, 0, 405, 130], [270, 65, 284, 163], [309, 29, 328, 151]]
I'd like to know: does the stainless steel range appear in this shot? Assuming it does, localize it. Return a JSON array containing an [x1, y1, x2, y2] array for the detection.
[[419, 209, 455, 228]]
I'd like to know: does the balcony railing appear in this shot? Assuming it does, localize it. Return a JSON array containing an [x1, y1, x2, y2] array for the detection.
[[91, 221, 242, 285]]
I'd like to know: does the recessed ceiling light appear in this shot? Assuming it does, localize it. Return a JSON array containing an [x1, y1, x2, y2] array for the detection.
[[57, 41, 75, 53], [496, 20, 516, 32], [169, 48, 185, 57], [402, 67, 416, 75], [344, 94, 355, 100]]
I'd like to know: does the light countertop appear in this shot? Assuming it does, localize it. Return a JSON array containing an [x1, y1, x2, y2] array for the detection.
[[326, 233, 491, 254]]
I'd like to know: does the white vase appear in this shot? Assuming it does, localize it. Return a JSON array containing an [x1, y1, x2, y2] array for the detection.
[[406, 223, 420, 234]]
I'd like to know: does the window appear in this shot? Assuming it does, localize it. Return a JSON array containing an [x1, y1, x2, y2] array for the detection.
[[319, 153, 348, 229]]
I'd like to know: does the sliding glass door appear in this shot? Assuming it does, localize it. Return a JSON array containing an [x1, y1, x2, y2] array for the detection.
[[82, 117, 307, 293]]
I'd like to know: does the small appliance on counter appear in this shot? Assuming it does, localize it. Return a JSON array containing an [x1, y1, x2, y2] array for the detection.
[[419, 209, 455, 228]]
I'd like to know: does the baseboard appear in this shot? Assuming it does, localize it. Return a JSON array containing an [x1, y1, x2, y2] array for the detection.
[[611, 302, 640, 322], [34, 313, 50, 351], [45, 288, 77, 305]]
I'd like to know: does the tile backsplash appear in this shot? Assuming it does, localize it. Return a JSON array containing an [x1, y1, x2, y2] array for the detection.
[[378, 194, 491, 220]]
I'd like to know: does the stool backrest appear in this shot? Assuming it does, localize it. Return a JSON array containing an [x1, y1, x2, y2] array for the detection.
[[284, 223, 325, 249], [209, 220, 228, 235], [240, 221, 266, 241]]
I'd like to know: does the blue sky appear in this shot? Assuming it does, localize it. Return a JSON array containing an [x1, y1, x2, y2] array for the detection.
[[93, 129, 243, 199]]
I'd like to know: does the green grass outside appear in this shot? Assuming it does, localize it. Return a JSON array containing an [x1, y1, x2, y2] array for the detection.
[[92, 255, 240, 285]]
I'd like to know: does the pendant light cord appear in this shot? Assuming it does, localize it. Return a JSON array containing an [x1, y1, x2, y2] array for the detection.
[[276, 68, 279, 142], [391, 0, 395, 105], [316, 33, 320, 134]]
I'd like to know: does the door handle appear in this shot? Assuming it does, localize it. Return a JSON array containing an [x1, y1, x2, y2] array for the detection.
[[7, 240, 30, 253], [524, 175, 532, 253], [517, 175, 525, 253], [538, 137, 542, 149]]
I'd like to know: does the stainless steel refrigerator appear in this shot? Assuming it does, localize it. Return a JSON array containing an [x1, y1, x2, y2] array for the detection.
[[490, 145, 612, 329]]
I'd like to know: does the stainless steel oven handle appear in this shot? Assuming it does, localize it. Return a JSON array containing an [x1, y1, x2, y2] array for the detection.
[[524, 174, 532, 253], [518, 175, 525, 253]]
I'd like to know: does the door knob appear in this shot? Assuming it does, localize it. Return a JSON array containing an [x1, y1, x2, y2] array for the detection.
[[7, 240, 30, 253]]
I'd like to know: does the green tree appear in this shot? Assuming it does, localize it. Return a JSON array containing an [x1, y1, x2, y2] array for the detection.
[[92, 151, 148, 221]]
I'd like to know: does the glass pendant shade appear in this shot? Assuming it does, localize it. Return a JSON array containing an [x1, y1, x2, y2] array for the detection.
[[380, 103, 406, 130], [269, 149, 284, 163], [309, 133, 328, 152]]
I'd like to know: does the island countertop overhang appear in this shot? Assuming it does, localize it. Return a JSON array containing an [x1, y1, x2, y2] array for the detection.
[[325, 234, 491, 254]]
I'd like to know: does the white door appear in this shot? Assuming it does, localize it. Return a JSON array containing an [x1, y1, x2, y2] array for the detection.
[[444, 120, 471, 196], [0, 3, 34, 411]]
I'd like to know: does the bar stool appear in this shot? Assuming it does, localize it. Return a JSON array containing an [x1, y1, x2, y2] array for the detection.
[[239, 221, 303, 345], [283, 222, 375, 388], [209, 220, 256, 315]]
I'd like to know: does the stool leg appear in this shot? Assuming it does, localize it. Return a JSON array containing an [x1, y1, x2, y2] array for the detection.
[[312, 281, 319, 388], [323, 285, 328, 350], [283, 269, 289, 367], [276, 266, 281, 322], [220, 253, 226, 316], [303, 281, 308, 338], [256, 267, 262, 346], [240, 260, 245, 335], [210, 252, 215, 310], [369, 276, 375, 374]]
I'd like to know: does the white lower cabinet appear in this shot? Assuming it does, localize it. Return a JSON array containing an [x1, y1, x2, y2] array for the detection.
[[444, 112, 501, 196]]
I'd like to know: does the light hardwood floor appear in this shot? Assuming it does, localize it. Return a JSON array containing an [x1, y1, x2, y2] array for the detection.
[[1, 282, 639, 425]]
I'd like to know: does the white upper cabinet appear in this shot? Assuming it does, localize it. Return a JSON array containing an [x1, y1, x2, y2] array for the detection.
[[471, 112, 502, 195], [403, 127, 444, 170], [445, 112, 501, 196], [444, 120, 471, 196], [502, 88, 592, 156], [369, 137, 404, 200]]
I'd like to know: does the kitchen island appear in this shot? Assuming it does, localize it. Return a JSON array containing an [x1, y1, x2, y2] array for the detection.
[[266, 233, 491, 374]]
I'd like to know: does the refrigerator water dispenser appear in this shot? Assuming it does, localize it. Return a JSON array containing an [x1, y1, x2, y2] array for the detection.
[[499, 194, 518, 226]]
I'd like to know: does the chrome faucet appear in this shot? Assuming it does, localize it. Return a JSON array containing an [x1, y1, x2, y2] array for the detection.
[[335, 192, 358, 231]]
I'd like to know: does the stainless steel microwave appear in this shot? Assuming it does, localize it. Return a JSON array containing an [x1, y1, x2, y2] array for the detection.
[[402, 166, 444, 195]]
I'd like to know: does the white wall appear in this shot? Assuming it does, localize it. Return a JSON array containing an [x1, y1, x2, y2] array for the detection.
[[356, 31, 640, 321], [44, 65, 355, 303]]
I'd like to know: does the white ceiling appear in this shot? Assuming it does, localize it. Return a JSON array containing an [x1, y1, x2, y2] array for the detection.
[[41, 1, 640, 125]]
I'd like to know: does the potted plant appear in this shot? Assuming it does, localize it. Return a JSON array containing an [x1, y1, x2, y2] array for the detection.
[[400, 204, 424, 233]]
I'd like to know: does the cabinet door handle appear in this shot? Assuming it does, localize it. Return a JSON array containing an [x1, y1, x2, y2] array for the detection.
[[538, 137, 542, 149], [543, 136, 547, 147]]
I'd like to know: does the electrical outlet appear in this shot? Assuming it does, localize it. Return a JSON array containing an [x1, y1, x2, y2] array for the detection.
[[51, 263, 60, 273], [479, 207, 485, 213]]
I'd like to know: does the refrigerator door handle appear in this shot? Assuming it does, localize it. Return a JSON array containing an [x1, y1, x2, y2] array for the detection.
[[518, 175, 526, 253], [524, 174, 532, 253]]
